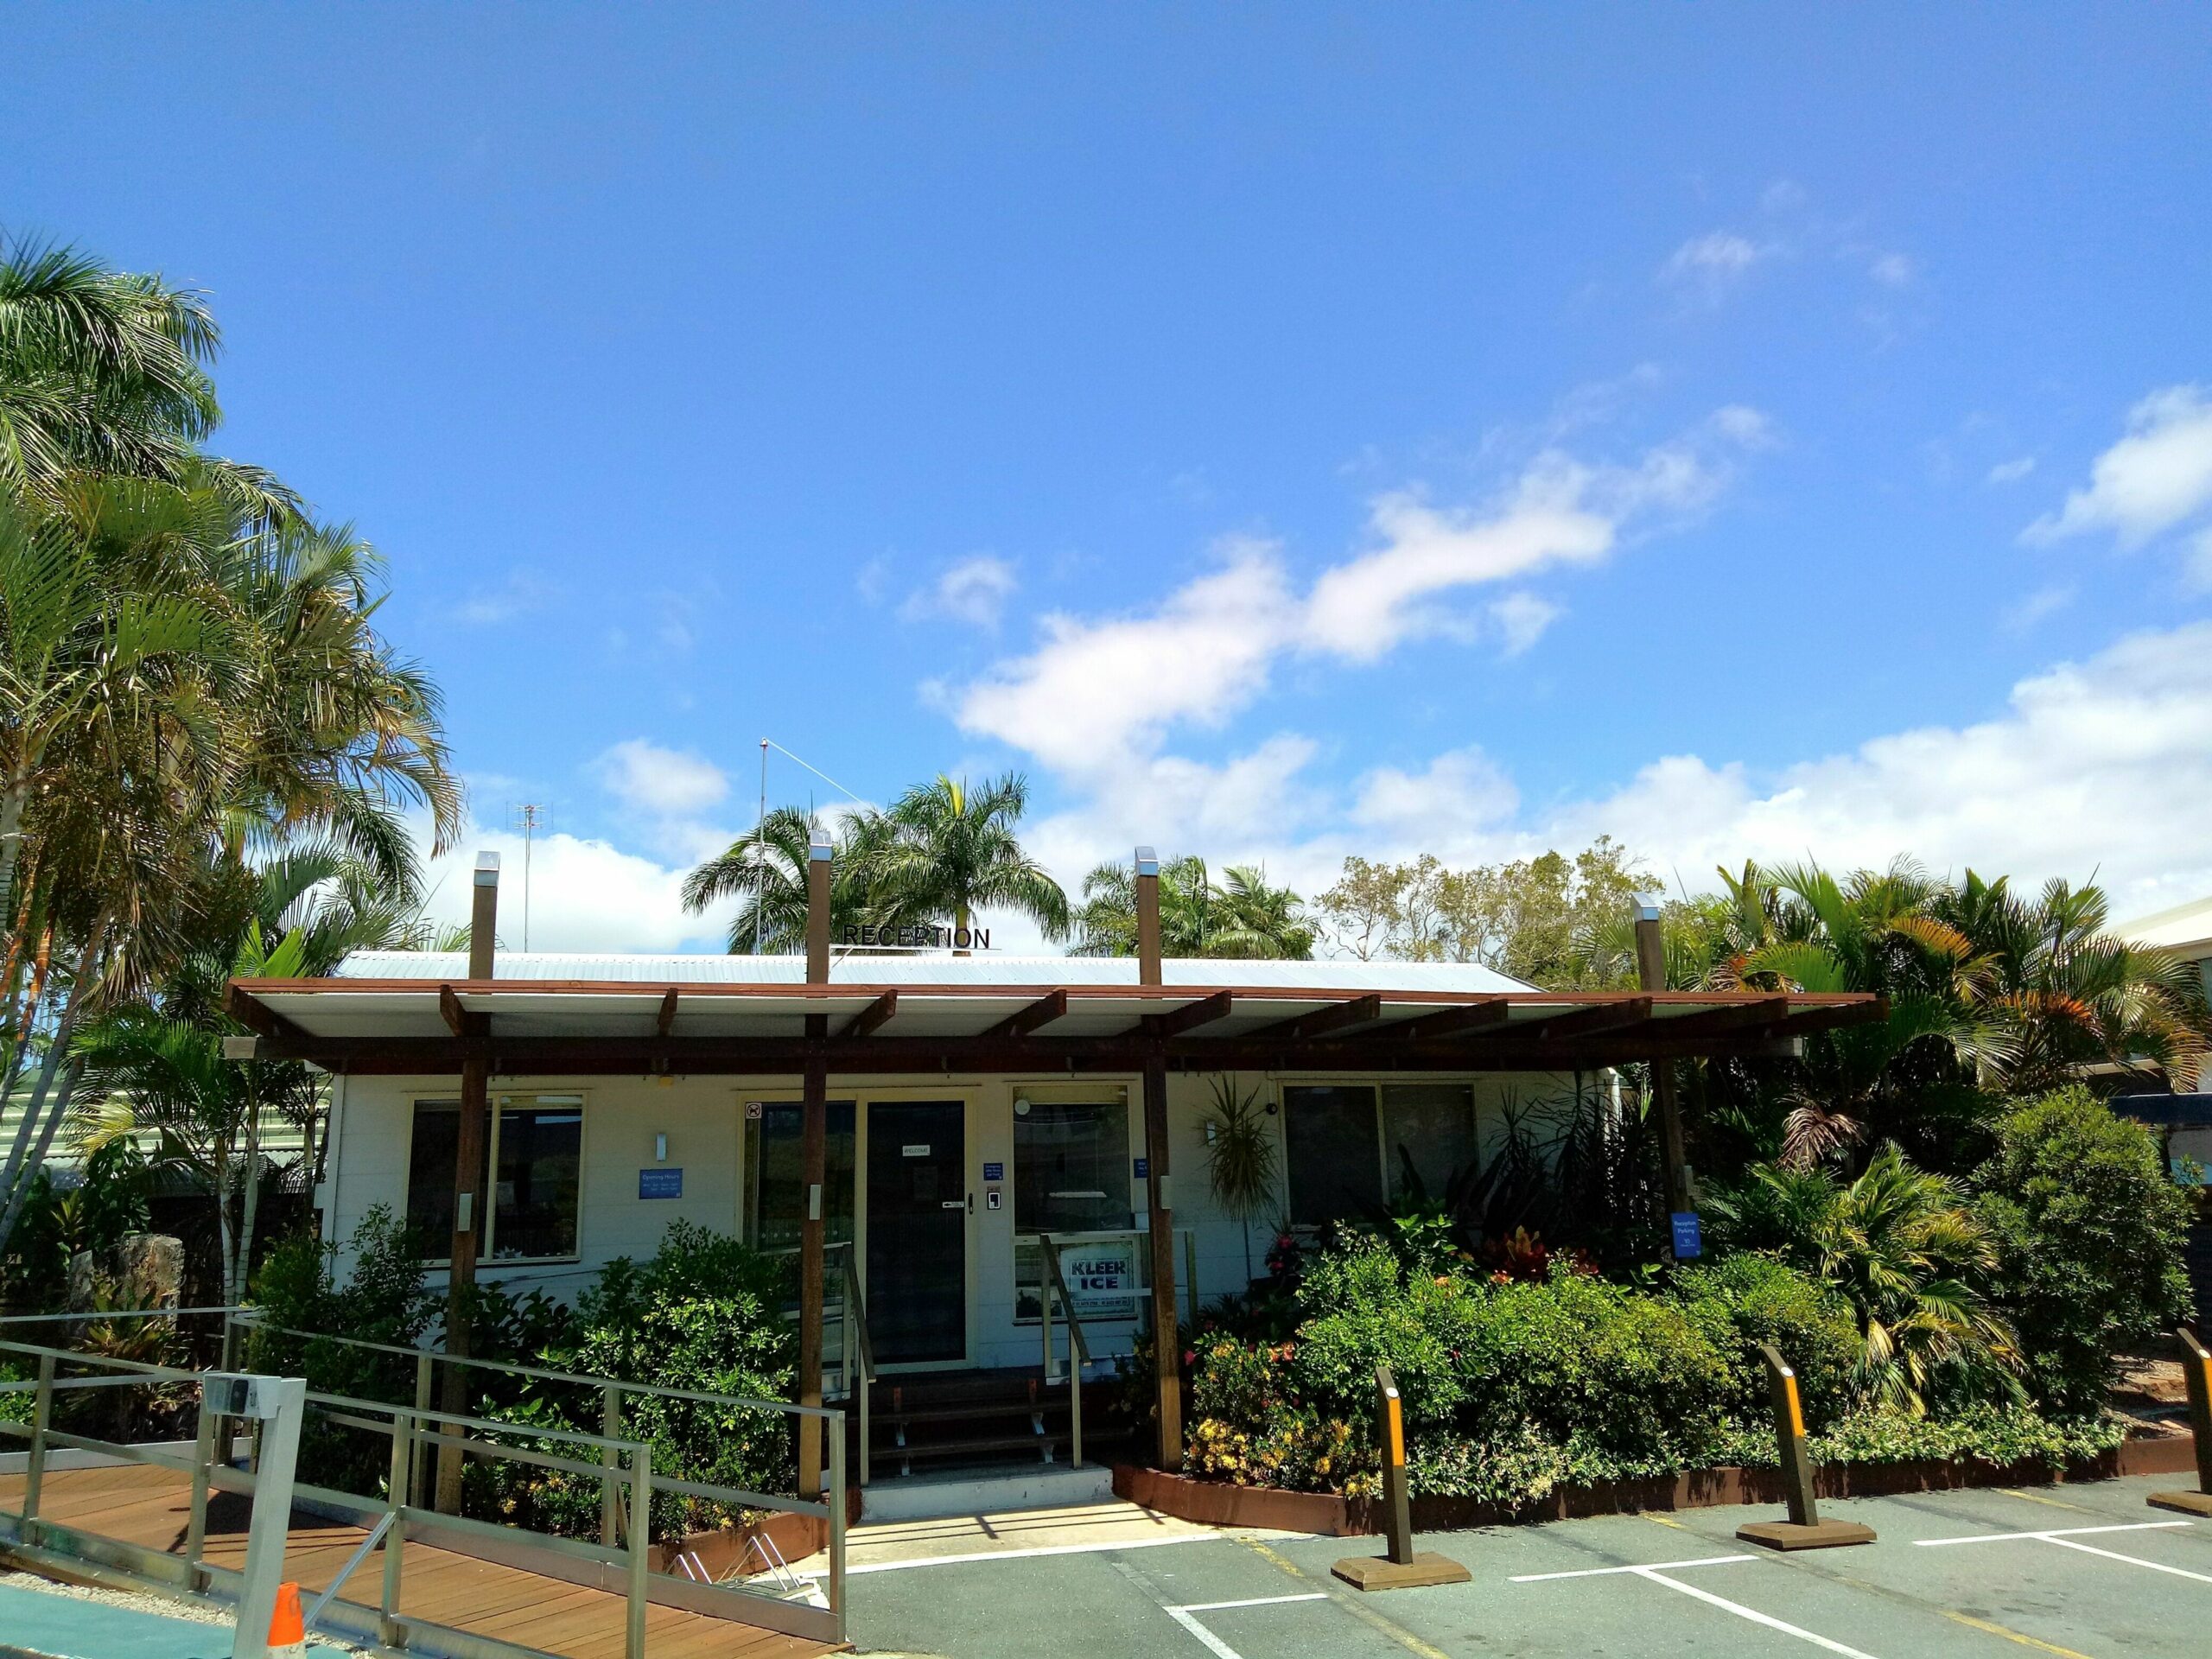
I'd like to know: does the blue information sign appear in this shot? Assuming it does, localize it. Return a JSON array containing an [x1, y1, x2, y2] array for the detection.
[[982, 1162, 1004, 1182], [1134, 1157, 1149, 1179], [1670, 1211, 1703, 1260], [639, 1167, 683, 1200]]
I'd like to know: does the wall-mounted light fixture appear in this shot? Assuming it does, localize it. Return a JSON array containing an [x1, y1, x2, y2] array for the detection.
[[654, 1133, 669, 1163]]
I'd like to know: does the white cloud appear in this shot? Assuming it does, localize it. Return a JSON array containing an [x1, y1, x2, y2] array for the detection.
[[590, 739, 728, 817], [1542, 623, 2212, 912], [902, 556, 1019, 628], [1662, 232, 1770, 285], [950, 417, 1763, 777], [1351, 747, 1519, 836], [1999, 584, 2075, 632], [1869, 253, 1915, 288], [416, 817, 723, 953], [1489, 592, 1561, 657], [948, 540, 1300, 776], [1986, 455, 2037, 486], [2025, 385, 2212, 546], [455, 569, 556, 626]]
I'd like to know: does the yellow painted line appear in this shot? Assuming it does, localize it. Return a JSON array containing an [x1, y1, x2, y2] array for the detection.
[[1641, 1512, 1689, 1531], [1939, 1608, 2099, 1658], [1237, 1537, 1455, 1659], [1998, 1487, 2099, 1515]]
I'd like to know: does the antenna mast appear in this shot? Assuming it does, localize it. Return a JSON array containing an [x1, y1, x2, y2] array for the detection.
[[509, 803, 548, 950]]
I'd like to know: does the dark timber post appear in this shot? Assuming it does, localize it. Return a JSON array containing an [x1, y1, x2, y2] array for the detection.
[[2150, 1327, 2212, 1516], [1634, 897, 1695, 1245], [1331, 1364, 1469, 1590], [437, 852, 499, 1512], [1736, 1344, 1874, 1549], [797, 827, 833, 1499], [1135, 848, 1182, 1470]]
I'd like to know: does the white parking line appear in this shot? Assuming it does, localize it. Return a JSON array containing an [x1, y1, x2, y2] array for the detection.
[[1160, 1590, 1331, 1656], [1164, 1605, 1249, 1659], [1176, 1593, 1332, 1613], [1514, 1552, 1883, 1658], [1513, 1553, 1756, 1580], [1916, 1520, 2193, 1548], [1915, 1518, 2212, 1585]]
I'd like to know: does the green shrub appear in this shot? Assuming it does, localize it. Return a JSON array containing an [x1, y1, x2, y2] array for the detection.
[[1974, 1086, 2194, 1414], [1456, 1268, 1733, 1479], [474, 1224, 798, 1541], [1670, 1255, 1859, 1430]]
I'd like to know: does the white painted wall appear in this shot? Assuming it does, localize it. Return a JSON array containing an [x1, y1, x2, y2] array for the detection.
[[324, 1066, 1582, 1369]]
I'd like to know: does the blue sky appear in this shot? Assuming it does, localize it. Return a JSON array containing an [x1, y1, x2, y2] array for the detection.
[[9, 5, 2212, 950]]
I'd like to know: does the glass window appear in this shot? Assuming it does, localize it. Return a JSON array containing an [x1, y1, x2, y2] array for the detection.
[[404, 1096, 579, 1262], [492, 1097, 582, 1260], [1283, 1085, 1384, 1226], [1014, 1098, 1132, 1236], [1381, 1084, 1478, 1205], [747, 1101, 856, 1253], [404, 1099, 481, 1248]]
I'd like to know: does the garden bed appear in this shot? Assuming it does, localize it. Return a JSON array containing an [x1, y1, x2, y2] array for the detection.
[[1114, 1433, 2198, 1538]]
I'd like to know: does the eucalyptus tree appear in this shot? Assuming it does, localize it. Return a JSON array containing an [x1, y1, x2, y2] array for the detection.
[[868, 773, 1069, 949]]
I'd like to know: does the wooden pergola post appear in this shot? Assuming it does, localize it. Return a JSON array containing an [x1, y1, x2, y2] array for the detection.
[[797, 829, 833, 1498], [437, 852, 499, 1513], [1134, 848, 1183, 1471], [1635, 898, 1694, 1234]]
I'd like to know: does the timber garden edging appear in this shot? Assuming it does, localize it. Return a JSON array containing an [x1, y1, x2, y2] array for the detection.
[[1113, 1432, 2197, 1537]]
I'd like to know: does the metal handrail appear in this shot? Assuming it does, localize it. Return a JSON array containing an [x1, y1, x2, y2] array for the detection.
[[0, 1325, 849, 1648], [230, 1310, 842, 1421], [1034, 1233, 1094, 1469], [833, 1242, 876, 1486]]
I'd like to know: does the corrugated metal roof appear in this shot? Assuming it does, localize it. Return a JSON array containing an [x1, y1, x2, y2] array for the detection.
[[336, 950, 1535, 995]]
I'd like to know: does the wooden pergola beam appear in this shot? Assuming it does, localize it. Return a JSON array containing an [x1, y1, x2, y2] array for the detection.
[[843, 989, 899, 1039], [1381, 998, 1511, 1043], [656, 988, 680, 1038], [222, 984, 309, 1045], [1650, 995, 1789, 1040], [251, 1021, 1847, 1076], [1236, 993, 1384, 1046], [1144, 988, 1234, 1039], [982, 988, 1068, 1040], [1521, 996, 1653, 1041]]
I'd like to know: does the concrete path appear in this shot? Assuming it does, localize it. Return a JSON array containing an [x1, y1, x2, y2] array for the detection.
[[842, 1472, 2212, 1658]]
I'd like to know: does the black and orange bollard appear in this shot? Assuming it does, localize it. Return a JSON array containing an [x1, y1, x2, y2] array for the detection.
[[1331, 1364, 1471, 1591], [1736, 1344, 1876, 1551], [2150, 1326, 2212, 1517]]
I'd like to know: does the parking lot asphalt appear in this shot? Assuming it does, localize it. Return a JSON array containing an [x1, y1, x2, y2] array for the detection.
[[846, 1472, 2207, 1657]]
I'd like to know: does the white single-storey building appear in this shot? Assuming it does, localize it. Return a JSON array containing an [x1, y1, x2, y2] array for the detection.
[[226, 862, 1874, 1481]]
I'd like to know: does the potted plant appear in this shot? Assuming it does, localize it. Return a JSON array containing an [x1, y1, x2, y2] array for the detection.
[[1201, 1076, 1281, 1290]]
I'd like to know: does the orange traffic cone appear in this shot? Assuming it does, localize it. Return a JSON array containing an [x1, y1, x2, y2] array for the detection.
[[269, 1580, 307, 1657]]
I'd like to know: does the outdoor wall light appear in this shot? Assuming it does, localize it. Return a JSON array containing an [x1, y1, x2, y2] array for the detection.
[[1013, 1096, 1031, 1116], [654, 1133, 668, 1162]]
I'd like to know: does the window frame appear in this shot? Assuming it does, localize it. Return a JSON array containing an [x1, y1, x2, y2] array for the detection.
[[403, 1089, 589, 1268], [1274, 1076, 1482, 1229]]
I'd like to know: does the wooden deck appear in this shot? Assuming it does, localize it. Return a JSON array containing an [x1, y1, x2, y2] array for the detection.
[[0, 1465, 839, 1659]]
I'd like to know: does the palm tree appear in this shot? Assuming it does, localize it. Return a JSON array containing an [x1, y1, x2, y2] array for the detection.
[[868, 774, 1069, 949], [1707, 1142, 2021, 1415], [0, 236, 300, 521], [1939, 871, 2208, 1095], [682, 805, 898, 953], [1071, 855, 1313, 959]]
